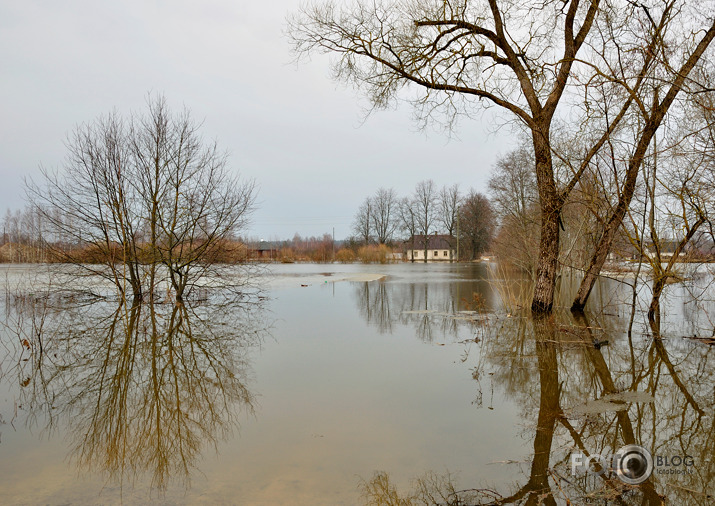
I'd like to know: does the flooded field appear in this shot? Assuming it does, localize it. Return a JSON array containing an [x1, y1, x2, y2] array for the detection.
[[0, 262, 713, 504]]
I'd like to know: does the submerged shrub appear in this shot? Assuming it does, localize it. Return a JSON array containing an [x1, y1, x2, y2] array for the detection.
[[357, 244, 393, 264]]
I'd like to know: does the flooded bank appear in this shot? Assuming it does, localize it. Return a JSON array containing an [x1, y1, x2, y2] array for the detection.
[[0, 263, 713, 504]]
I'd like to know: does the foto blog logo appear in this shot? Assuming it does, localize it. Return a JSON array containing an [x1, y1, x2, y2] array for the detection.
[[571, 444, 654, 485]]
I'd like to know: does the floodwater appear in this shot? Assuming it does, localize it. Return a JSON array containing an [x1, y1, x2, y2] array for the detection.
[[0, 262, 713, 504]]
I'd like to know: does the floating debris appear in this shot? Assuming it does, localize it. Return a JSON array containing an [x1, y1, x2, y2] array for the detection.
[[685, 335, 715, 346], [565, 391, 654, 417]]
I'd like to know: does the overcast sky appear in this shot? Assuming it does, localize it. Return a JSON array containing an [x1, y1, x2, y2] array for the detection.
[[0, 0, 516, 240]]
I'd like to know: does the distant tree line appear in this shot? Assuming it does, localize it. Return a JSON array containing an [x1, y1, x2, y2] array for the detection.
[[351, 181, 494, 261], [1, 206, 50, 263]]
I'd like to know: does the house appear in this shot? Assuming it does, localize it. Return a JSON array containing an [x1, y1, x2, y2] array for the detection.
[[249, 240, 282, 261], [405, 234, 457, 261], [644, 238, 704, 262]]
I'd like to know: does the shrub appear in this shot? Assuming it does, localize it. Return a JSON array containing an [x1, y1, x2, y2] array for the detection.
[[335, 248, 356, 263], [357, 244, 393, 264]]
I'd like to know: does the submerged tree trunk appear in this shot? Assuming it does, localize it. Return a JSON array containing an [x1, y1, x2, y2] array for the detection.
[[531, 212, 559, 313], [571, 197, 633, 312], [647, 216, 705, 322], [531, 133, 563, 313], [531, 209, 561, 313]]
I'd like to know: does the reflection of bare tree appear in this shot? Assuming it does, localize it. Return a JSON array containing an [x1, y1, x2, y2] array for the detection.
[[641, 306, 714, 504], [485, 318, 560, 505], [349, 266, 715, 504], [525, 311, 711, 504], [352, 273, 496, 343], [363, 302, 715, 505], [355, 281, 395, 334], [2, 293, 266, 492]]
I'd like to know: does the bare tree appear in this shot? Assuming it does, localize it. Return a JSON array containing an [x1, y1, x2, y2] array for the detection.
[[567, 4, 715, 311], [459, 190, 494, 261], [488, 147, 537, 227], [0, 205, 49, 262], [397, 196, 418, 262], [27, 94, 257, 302], [414, 179, 437, 263], [437, 184, 461, 262], [289, 0, 715, 313], [488, 147, 541, 273], [353, 197, 372, 244], [370, 187, 398, 244]]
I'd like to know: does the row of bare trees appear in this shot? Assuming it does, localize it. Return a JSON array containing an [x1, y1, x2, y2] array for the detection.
[[1, 206, 51, 262], [352, 181, 494, 261], [289, 0, 715, 313], [23, 95, 256, 302]]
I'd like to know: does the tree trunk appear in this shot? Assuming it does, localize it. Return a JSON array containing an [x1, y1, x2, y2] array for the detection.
[[571, 121, 656, 312], [531, 208, 561, 313], [570, 210, 626, 312], [648, 277, 666, 324], [531, 132, 562, 313]]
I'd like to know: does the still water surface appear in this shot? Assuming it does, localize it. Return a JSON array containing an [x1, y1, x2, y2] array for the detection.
[[0, 262, 713, 504]]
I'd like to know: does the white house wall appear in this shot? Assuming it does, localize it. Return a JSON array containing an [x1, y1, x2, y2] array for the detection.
[[409, 249, 457, 261]]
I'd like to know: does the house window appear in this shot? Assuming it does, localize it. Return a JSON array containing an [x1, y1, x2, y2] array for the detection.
[[444, 251, 448, 257], [434, 251, 438, 256]]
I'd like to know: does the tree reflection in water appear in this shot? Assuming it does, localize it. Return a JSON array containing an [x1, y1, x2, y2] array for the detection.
[[353, 275, 496, 342], [353, 277, 715, 505], [3, 291, 267, 492]]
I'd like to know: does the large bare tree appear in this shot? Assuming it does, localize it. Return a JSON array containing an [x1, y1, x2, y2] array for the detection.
[[568, 4, 715, 311], [289, 0, 715, 313]]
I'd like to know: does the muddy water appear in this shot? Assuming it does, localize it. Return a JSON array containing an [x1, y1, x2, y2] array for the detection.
[[0, 262, 713, 504]]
